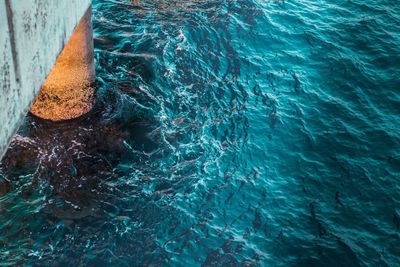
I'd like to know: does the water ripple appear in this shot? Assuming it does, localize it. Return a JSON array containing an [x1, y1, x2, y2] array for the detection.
[[1, 0, 400, 266]]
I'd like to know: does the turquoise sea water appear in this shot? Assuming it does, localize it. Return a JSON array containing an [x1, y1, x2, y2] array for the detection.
[[1, 0, 400, 266]]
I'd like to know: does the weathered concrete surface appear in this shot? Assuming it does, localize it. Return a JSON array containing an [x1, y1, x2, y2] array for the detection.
[[0, 0, 92, 159]]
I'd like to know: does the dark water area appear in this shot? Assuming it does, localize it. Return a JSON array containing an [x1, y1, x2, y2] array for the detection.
[[1, 0, 400, 266]]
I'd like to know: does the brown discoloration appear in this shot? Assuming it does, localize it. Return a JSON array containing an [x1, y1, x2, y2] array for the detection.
[[30, 8, 95, 121]]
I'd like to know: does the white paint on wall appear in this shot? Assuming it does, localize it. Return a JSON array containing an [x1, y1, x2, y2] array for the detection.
[[0, 0, 92, 159]]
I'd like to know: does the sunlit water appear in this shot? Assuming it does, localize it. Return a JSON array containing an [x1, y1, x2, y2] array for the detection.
[[1, 0, 400, 266]]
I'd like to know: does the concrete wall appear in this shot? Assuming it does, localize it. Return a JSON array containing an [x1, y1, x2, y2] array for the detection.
[[0, 0, 92, 159]]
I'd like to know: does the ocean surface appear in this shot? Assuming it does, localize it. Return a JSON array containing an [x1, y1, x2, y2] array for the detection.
[[1, 0, 400, 266]]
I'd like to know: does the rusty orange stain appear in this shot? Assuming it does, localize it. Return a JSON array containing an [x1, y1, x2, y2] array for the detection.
[[30, 9, 95, 121]]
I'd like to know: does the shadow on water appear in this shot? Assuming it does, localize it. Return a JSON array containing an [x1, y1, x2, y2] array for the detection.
[[0, 86, 158, 212], [2, 0, 400, 266], [0, 54, 167, 265], [3, 0, 252, 265]]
